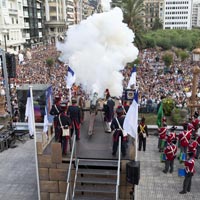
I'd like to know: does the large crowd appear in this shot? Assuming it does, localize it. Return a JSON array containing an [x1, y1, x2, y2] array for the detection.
[[0, 43, 198, 120]]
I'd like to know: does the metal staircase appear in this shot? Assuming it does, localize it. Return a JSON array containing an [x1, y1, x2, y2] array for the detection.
[[73, 158, 118, 200]]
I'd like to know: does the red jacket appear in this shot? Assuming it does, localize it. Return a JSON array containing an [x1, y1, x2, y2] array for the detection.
[[188, 140, 198, 156], [185, 157, 195, 174], [164, 143, 177, 161], [197, 136, 200, 146], [179, 130, 192, 147], [192, 118, 199, 131], [158, 127, 167, 140]]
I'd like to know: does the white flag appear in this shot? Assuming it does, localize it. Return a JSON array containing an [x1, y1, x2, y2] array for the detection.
[[127, 66, 136, 89], [65, 66, 76, 89], [123, 91, 138, 138], [25, 90, 34, 137]]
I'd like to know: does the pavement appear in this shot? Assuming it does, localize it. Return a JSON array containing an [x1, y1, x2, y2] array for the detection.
[[0, 112, 200, 200], [136, 134, 200, 200], [0, 135, 38, 200]]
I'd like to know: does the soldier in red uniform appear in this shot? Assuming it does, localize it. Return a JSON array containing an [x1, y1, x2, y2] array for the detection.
[[188, 139, 198, 158], [179, 152, 195, 194], [178, 123, 193, 155], [50, 95, 62, 141], [67, 98, 81, 140], [196, 135, 200, 159], [163, 133, 177, 173], [158, 121, 167, 152], [191, 111, 199, 139], [57, 103, 72, 155]]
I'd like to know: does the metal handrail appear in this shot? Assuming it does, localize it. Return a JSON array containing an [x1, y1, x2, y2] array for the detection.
[[65, 134, 77, 200], [116, 136, 121, 200], [72, 159, 79, 199]]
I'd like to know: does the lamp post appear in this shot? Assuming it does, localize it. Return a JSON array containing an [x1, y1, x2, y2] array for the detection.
[[2, 29, 9, 52]]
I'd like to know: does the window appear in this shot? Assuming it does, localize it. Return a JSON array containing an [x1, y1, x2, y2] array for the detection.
[[2, 0, 6, 7]]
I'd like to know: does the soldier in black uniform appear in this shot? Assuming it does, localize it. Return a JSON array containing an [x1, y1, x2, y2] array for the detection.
[[111, 107, 126, 157], [103, 89, 115, 133], [50, 95, 62, 141], [57, 103, 72, 155], [67, 98, 81, 140]]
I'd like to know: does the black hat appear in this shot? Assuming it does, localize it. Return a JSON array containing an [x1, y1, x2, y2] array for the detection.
[[71, 98, 77, 104], [60, 103, 67, 110], [116, 106, 124, 115], [141, 117, 145, 123], [170, 126, 177, 131], [194, 111, 199, 118], [55, 95, 61, 101]]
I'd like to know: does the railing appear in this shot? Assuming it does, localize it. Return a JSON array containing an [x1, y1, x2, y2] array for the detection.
[[72, 158, 79, 199], [65, 134, 77, 200], [116, 136, 121, 200]]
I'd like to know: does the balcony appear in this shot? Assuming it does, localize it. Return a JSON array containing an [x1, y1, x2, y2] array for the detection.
[[22, 33, 30, 39], [23, 11, 29, 17], [23, 0, 28, 6], [24, 22, 30, 28], [8, 8, 18, 15]]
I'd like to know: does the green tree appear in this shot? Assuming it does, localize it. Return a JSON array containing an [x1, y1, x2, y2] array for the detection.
[[46, 58, 54, 78], [162, 52, 173, 67], [152, 17, 163, 30], [121, 0, 145, 49]]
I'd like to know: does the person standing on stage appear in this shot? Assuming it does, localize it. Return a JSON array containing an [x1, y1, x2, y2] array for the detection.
[[111, 107, 126, 157], [58, 103, 72, 155], [163, 133, 177, 174], [50, 95, 62, 141], [67, 98, 81, 140], [103, 89, 115, 133], [179, 152, 195, 194], [137, 117, 148, 151]]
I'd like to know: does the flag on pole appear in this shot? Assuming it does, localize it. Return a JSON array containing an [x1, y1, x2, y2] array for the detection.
[[127, 66, 136, 89], [25, 90, 34, 137], [123, 91, 138, 138], [65, 66, 76, 89], [156, 102, 163, 128], [43, 107, 48, 133]]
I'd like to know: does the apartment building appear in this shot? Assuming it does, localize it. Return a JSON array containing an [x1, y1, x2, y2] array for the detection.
[[44, 0, 68, 44], [163, 0, 193, 30], [0, 0, 26, 53], [23, 0, 45, 48], [192, 1, 200, 27], [143, 0, 164, 29]]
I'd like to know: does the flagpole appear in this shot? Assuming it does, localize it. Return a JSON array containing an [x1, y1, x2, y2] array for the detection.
[[29, 85, 41, 200]]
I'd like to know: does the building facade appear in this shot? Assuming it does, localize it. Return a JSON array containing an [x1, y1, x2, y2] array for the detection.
[[163, 0, 193, 30], [143, 0, 164, 29], [0, 0, 26, 53], [192, 2, 200, 28]]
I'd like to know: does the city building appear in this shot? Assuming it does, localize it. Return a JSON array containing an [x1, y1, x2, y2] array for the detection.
[[44, 0, 68, 44], [143, 0, 164, 29], [23, 0, 45, 48], [192, 1, 200, 28], [163, 0, 193, 30], [0, 0, 26, 53]]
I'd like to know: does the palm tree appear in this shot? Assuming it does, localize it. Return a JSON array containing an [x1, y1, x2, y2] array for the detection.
[[121, 0, 145, 49]]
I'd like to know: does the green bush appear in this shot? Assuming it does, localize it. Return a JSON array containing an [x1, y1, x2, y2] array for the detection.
[[171, 108, 188, 125], [162, 52, 173, 67], [163, 98, 175, 116]]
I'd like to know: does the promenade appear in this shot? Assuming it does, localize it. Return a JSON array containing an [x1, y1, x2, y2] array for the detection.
[[136, 134, 200, 200]]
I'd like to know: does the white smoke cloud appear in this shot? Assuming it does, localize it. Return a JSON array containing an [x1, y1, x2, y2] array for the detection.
[[57, 7, 138, 98], [101, 0, 111, 12]]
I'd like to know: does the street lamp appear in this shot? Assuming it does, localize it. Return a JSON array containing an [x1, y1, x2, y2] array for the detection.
[[2, 29, 9, 52]]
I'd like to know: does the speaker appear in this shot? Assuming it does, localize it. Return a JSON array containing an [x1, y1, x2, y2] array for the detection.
[[126, 161, 140, 185], [6, 53, 16, 78]]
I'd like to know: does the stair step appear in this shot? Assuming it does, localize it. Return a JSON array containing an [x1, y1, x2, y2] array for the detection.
[[76, 176, 116, 185], [74, 196, 115, 200], [75, 185, 116, 194], [78, 159, 118, 169], [78, 168, 117, 176]]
